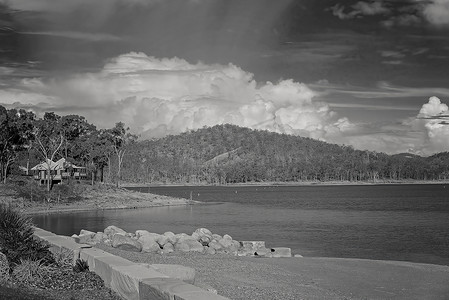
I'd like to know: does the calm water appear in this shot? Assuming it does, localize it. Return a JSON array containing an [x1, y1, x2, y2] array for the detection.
[[33, 184, 449, 266]]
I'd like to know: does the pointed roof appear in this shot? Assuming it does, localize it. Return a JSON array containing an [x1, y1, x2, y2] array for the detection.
[[30, 158, 85, 171], [31, 159, 61, 171]]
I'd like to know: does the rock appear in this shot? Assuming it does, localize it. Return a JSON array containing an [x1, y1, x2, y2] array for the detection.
[[175, 233, 190, 241], [163, 232, 177, 244], [175, 237, 204, 253], [208, 240, 223, 251], [162, 242, 174, 254], [223, 234, 232, 240], [112, 234, 142, 252], [93, 232, 106, 243], [294, 254, 303, 258], [80, 229, 96, 236], [266, 247, 292, 258], [135, 230, 160, 240], [194, 228, 213, 237], [191, 232, 201, 241], [199, 235, 211, 246], [204, 246, 216, 255], [212, 234, 222, 241], [218, 237, 233, 249], [0, 252, 9, 283], [238, 241, 268, 257], [156, 235, 169, 247], [125, 232, 135, 238], [104, 225, 126, 238], [103, 239, 113, 247], [138, 235, 161, 253]]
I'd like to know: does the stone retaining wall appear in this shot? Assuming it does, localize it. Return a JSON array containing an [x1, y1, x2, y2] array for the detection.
[[33, 227, 229, 300]]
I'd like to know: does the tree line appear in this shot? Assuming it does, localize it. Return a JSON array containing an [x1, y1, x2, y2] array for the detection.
[[0, 106, 136, 189], [2, 107, 449, 187], [121, 124, 449, 184]]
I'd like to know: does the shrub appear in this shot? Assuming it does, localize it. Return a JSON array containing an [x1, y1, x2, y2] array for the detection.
[[13, 180, 48, 203], [0, 204, 54, 266], [12, 259, 50, 285], [73, 259, 89, 273], [0, 251, 10, 283]]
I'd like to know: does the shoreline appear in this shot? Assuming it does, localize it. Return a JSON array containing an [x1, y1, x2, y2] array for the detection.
[[122, 179, 449, 188], [0, 184, 199, 216]]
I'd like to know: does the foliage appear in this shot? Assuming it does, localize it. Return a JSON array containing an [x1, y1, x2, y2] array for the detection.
[[0, 107, 35, 184], [0, 204, 54, 265], [73, 259, 89, 273], [120, 124, 449, 184], [1, 104, 449, 185], [12, 259, 51, 285], [0, 251, 9, 282]]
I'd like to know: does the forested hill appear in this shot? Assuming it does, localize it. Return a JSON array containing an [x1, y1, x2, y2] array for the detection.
[[121, 124, 449, 184]]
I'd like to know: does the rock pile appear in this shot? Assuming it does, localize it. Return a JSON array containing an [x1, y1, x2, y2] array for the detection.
[[72, 226, 293, 258]]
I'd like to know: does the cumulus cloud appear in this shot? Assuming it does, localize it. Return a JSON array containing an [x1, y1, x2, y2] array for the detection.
[[423, 0, 449, 26], [415, 96, 449, 153], [0, 52, 349, 141]]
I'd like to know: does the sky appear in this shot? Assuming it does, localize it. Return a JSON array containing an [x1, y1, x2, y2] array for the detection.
[[1, 0, 449, 155]]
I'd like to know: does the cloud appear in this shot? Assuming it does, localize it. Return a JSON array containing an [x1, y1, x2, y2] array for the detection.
[[330, 1, 390, 20], [20, 31, 121, 42], [352, 1, 390, 15], [0, 52, 349, 141], [423, 0, 449, 26], [415, 96, 449, 152]]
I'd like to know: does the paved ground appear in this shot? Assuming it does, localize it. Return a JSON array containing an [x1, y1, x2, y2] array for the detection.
[[97, 244, 449, 300], [262, 257, 449, 300]]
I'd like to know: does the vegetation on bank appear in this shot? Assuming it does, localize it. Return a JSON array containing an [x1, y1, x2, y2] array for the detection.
[[1, 105, 448, 187], [0, 204, 120, 300], [121, 124, 449, 184]]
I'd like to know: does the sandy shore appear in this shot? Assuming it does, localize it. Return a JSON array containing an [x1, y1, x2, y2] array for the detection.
[[95, 244, 449, 300], [0, 184, 197, 215]]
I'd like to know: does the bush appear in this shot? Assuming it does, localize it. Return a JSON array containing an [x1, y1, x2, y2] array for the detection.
[[13, 180, 48, 203], [0, 252, 10, 283], [0, 204, 54, 266], [12, 259, 50, 285], [73, 259, 89, 273]]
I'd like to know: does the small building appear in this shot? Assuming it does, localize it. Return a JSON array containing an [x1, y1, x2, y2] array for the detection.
[[31, 158, 87, 185]]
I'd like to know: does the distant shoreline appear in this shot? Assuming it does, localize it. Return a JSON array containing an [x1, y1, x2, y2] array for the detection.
[[122, 179, 449, 189]]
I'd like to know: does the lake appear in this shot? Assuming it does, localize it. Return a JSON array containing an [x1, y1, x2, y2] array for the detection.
[[33, 184, 449, 266]]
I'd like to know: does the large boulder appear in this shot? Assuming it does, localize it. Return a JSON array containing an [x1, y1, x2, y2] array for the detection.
[[238, 241, 268, 256], [218, 236, 233, 249], [0, 252, 9, 283], [135, 230, 160, 240], [266, 247, 292, 258], [104, 225, 126, 238], [156, 235, 169, 247], [112, 234, 142, 252], [194, 228, 213, 237], [204, 246, 216, 255], [162, 242, 174, 254], [138, 235, 161, 253], [193, 228, 213, 245], [163, 232, 177, 244], [175, 237, 204, 253], [208, 240, 224, 252]]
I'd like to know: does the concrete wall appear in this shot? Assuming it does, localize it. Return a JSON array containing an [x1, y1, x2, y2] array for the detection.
[[33, 227, 229, 300]]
